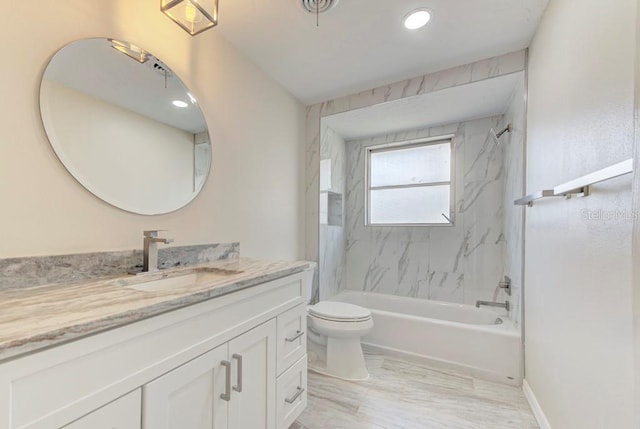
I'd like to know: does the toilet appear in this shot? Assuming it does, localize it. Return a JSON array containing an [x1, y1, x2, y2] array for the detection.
[[304, 268, 374, 381]]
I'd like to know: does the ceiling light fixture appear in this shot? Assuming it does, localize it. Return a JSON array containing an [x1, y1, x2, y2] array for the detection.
[[161, 0, 218, 36], [172, 100, 189, 108], [403, 9, 432, 30]]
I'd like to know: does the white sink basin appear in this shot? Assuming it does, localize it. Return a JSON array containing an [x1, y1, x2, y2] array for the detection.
[[115, 268, 242, 292]]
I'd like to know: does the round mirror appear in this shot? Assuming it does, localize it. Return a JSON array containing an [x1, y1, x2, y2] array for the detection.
[[40, 38, 211, 215]]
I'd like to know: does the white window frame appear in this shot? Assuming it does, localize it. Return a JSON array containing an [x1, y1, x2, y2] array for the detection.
[[365, 134, 455, 227]]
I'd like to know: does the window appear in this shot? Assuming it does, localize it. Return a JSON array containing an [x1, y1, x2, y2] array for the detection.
[[366, 137, 454, 226]]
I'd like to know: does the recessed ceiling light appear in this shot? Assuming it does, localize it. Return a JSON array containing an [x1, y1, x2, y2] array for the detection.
[[403, 9, 432, 30], [172, 100, 189, 108]]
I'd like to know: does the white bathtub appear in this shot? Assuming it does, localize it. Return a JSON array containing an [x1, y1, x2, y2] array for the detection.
[[331, 291, 522, 385]]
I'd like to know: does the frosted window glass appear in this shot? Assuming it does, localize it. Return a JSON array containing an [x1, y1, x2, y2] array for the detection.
[[370, 186, 450, 224], [370, 142, 450, 187]]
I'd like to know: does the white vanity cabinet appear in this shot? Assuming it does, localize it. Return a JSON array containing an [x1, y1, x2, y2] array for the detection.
[[227, 321, 277, 429], [143, 344, 229, 429], [63, 390, 141, 429], [0, 271, 308, 429], [143, 321, 277, 429]]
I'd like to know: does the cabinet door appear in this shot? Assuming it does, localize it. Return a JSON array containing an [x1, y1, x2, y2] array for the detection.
[[143, 344, 229, 429], [63, 389, 141, 429], [228, 320, 277, 429]]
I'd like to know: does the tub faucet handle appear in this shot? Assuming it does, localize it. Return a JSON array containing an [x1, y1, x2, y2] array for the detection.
[[498, 275, 511, 296]]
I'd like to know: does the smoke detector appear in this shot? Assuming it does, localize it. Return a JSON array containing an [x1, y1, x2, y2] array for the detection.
[[300, 0, 339, 14]]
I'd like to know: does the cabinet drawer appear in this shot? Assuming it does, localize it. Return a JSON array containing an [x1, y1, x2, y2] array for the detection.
[[276, 356, 307, 429], [276, 304, 307, 375]]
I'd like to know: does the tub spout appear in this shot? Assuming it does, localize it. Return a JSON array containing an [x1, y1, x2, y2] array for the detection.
[[476, 300, 510, 312]]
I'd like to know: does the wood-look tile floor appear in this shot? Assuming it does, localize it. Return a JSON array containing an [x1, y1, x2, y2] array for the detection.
[[292, 351, 539, 429]]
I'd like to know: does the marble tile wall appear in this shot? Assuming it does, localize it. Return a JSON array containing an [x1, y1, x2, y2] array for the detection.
[[305, 50, 526, 303], [318, 125, 347, 301], [343, 117, 506, 305], [498, 76, 526, 327], [0, 242, 239, 290]]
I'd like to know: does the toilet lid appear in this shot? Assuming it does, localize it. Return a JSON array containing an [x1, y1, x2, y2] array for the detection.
[[309, 301, 371, 322]]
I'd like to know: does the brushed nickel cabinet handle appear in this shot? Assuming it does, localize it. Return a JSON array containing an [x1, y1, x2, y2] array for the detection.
[[285, 387, 305, 404], [220, 360, 231, 401], [285, 330, 304, 342], [232, 354, 243, 393]]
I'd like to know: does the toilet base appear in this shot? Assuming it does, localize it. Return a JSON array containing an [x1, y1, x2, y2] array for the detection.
[[307, 336, 370, 381]]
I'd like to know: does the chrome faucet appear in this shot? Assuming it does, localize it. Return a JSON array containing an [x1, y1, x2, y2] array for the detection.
[[142, 230, 174, 272], [476, 300, 510, 311]]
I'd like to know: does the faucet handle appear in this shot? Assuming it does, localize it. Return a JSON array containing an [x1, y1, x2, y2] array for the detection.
[[143, 230, 167, 237], [498, 275, 512, 296]]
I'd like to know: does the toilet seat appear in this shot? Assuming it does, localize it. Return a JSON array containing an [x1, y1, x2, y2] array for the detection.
[[308, 301, 371, 322]]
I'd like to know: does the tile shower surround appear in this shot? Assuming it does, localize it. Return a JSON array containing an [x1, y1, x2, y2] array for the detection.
[[306, 50, 526, 303], [0, 242, 239, 290], [341, 117, 508, 307], [308, 53, 526, 338], [499, 77, 525, 327], [319, 125, 347, 300]]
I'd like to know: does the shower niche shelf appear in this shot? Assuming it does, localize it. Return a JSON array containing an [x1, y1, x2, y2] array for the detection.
[[320, 191, 343, 226]]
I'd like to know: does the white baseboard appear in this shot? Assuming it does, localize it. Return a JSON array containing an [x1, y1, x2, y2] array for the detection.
[[523, 379, 551, 429]]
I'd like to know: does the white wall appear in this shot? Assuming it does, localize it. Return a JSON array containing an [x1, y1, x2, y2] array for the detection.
[[525, 0, 636, 427], [634, 3, 640, 426], [0, 0, 305, 259]]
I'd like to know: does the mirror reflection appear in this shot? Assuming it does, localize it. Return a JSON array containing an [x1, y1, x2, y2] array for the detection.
[[40, 38, 211, 215]]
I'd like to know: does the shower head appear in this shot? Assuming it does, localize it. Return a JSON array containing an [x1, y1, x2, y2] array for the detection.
[[488, 124, 512, 146]]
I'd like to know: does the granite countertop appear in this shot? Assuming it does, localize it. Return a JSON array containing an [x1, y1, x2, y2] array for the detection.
[[0, 258, 311, 363]]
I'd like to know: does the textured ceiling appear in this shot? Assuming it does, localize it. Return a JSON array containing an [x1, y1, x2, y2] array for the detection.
[[216, 0, 548, 104]]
